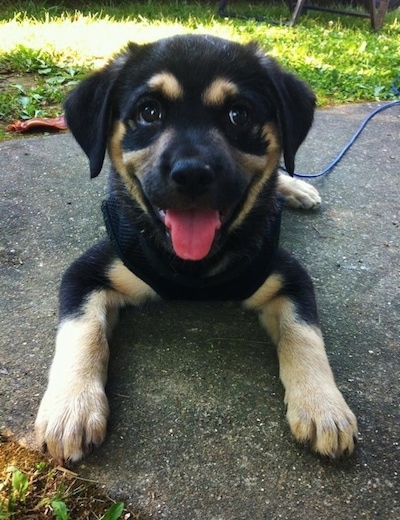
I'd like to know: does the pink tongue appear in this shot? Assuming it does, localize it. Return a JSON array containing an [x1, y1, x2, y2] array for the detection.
[[165, 208, 221, 261]]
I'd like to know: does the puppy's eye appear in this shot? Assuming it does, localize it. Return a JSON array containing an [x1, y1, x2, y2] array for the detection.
[[137, 100, 164, 125], [228, 105, 250, 127]]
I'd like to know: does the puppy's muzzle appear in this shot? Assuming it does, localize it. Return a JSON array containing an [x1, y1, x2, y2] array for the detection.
[[170, 158, 215, 199]]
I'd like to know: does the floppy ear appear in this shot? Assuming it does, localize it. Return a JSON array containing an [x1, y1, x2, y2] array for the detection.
[[276, 71, 315, 176], [64, 66, 119, 178], [264, 60, 316, 176]]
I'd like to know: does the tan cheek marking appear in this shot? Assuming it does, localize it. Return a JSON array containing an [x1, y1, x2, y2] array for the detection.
[[230, 122, 281, 231], [108, 121, 175, 211], [122, 148, 154, 178], [108, 121, 147, 211], [202, 78, 239, 106], [108, 120, 127, 176], [148, 72, 183, 101], [121, 127, 174, 178]]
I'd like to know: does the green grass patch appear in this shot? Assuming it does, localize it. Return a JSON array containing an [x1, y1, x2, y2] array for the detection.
[[0, 1, 399, 135], [0, 435, 139, 519], [0, 45, 86, 123]]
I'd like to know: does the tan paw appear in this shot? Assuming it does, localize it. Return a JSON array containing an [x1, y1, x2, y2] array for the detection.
[[285, 387, 358, 457], [35, 383, 109, 464], [277, 174, 321, 210]]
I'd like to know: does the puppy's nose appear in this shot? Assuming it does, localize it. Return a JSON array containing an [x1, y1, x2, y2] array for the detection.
[[170, 159, 215, 193]]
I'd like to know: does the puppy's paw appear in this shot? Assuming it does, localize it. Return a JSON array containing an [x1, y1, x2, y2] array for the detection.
[[35, 382, 109, 464], [277, 174, 321, 210], [285, 386, 358, 458]]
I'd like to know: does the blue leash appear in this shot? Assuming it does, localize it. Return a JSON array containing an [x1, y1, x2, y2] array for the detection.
[[281, 75, 400, 179]]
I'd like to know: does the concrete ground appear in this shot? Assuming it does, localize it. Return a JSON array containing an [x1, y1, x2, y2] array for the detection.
[[0, 103, 399, 519]]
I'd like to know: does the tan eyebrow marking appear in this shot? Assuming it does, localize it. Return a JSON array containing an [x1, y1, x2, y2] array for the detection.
[[202, 78, 239, 106], [147, 72, 183, 100]]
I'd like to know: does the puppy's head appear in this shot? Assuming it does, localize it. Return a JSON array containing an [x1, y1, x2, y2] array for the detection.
[[65, 35, 315, 261]]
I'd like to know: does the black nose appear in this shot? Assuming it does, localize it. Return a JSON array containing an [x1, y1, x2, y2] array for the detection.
[[170, 159, 215, 194]]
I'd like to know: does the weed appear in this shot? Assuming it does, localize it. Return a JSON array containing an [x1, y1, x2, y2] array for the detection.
[[0, 461, 126, 519], [0, 466, 29, 517], [102, 502, 125, 520], [0, 436, 137, 519]]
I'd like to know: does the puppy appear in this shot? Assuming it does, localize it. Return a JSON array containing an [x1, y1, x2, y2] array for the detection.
[[35, 34, 357, 464]]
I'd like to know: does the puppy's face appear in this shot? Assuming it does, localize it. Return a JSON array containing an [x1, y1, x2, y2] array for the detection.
[[65, 35, 315, 261]]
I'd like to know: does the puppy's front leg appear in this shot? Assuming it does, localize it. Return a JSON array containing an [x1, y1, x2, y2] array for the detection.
[[35, 300, 111, 464], [35, 242, 156, 464], [245, 252, 358, 457]]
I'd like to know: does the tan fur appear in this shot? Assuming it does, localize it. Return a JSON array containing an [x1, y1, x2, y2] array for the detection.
[[35, 290, 120, 463], [109, 122, 175, 212], [148, 72, 184, 100], [245, 293, 358, 457], [36, 39, 354, 464], [230, 123, 281, 231], [107, 259, 158, 301], [108, 120, 127, 176], [120, 128, 170, 176], [244, 274, 283, 311], [35, 275, 158, 464], [277, 174, 321, 209], [202, 78, 239, 106]]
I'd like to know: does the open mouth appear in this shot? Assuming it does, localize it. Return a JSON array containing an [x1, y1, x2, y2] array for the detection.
[[158, 207, 222, 261]]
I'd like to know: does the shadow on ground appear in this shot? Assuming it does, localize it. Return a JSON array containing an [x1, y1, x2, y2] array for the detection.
[[0, 103, 399, 519]]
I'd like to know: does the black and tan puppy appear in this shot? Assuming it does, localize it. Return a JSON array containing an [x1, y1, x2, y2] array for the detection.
[[35, 34, 357, 464]]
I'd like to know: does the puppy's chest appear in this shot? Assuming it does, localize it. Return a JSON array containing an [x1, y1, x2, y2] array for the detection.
[[102, 195, 282, 301]]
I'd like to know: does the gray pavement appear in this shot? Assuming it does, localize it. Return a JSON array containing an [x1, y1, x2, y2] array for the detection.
[[0, 103, 399, 519]]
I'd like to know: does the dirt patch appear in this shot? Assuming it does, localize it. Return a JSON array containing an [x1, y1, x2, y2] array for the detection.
[[0, 433, 143, 519], [0, 72, 37, 90]]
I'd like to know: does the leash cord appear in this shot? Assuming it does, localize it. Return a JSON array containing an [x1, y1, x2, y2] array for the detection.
[[280, 75, 400, 179]]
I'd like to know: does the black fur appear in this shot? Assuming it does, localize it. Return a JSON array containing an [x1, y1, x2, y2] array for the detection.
[[65, 35, 315, 178], [62, 36, 315, 312], [36, 35, 358, 464], [59, 240, 115, 318], [62, 34, 317, 319]]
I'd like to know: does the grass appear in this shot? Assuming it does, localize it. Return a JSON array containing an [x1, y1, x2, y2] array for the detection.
[[0, 0, 399, 140], [0, 47, 85, 124], [0, 1, 399, 517], [0, 434, 143, 519]]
